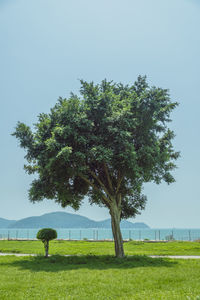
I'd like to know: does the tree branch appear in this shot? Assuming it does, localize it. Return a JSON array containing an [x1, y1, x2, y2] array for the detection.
[[79, 174, 111, 207], [117, 193, 122, 208], [116, 172, 124, 195], [89, 170, 112, 199], [103, 162, 114, 194]]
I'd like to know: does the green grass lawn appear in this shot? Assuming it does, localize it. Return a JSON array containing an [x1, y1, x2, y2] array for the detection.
[[0, 240, 200, 256], [0, 255, 200, 299], [1, 241, 200, 299]]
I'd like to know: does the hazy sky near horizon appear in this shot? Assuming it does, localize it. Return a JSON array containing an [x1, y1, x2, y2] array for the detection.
[[0, 0, 200, 228]]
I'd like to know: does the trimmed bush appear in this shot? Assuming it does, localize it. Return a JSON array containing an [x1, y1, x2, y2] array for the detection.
[[37, 228, 57, 257]]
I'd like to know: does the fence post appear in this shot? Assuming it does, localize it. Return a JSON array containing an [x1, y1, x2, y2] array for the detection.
[[158, 230, 160, 241], [129, 230, 131, 240], [80, 230, 82, 240], [69, 230, 71, 240], [155, 230, 156, 241], [96, 230, 98, 240], [8, 231, 10, 240], [189, 230, 191, 241]]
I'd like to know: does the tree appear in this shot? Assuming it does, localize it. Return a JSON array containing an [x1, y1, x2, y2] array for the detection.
[[13, 76, 179, 258], [37, 228, 57, 257]]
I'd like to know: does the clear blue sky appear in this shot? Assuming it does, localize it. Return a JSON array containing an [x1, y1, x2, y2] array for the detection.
[[1, 0, 200, 228]]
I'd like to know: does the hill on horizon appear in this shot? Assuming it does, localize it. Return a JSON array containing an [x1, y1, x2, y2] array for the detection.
[[0, 212, 149, 229], [0, 217, 16, 228]]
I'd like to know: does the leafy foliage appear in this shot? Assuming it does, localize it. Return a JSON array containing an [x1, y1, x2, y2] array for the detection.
[[37, 228, 57, 242], [13, 76, 179, 221]]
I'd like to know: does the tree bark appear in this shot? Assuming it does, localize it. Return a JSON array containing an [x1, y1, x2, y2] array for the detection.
[[110, 202, 125, 258], [44, 240, 49, 258]]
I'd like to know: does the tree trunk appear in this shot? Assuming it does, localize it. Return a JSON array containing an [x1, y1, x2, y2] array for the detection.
[[110, 202, 125, 258], [44, 240, 49, 258]]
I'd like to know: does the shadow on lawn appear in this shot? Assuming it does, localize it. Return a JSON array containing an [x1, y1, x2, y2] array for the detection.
[[1, 255, 177, 272]]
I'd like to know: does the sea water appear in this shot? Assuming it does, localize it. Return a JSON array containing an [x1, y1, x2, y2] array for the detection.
[[0, 228, 200, 241]]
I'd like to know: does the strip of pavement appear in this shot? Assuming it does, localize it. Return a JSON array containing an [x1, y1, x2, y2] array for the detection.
[[1, 253, 200, 259], [0, 253, 36, 256], [150, 255, 200, 259]]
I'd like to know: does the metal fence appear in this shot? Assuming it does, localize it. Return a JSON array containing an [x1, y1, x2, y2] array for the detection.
[[0, 229, 200, 241]]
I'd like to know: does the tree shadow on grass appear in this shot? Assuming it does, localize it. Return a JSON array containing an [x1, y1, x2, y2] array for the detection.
[[0, 255, 178, 272]]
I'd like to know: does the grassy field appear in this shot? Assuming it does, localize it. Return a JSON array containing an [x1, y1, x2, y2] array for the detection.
[[0, 240, 200, 256], [1, 254, 200, 299], [1, 241, 200, 299]]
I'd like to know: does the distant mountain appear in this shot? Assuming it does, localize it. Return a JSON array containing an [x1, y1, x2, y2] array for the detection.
[[9, 212, 97, 229], [0, 217, 16, 228], [95, 219, 149, 229], [1, 212, 149, 229]]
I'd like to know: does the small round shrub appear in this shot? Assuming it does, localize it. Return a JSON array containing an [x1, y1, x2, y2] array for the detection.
[[37, 228, 57, 257]]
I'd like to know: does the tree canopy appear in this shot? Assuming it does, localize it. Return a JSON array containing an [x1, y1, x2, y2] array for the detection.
[[13, 76, 179, 257]]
